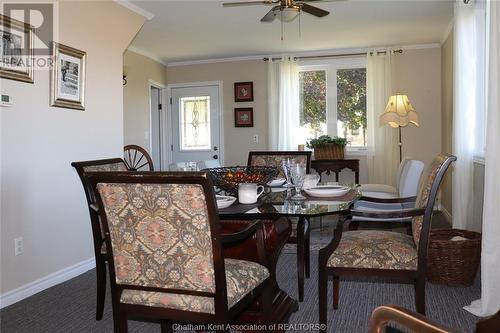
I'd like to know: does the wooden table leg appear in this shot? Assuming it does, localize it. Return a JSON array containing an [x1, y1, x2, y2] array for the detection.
[[296, 217, 305, 302]]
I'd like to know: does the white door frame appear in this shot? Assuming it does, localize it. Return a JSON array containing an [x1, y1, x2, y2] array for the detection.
[[149, 80, 167, 170], [166, 80, 224, 168]]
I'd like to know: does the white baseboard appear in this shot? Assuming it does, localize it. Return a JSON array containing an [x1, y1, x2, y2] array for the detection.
[[0, 257, 95, 309]]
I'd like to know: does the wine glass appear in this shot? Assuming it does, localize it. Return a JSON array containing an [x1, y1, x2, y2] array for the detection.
[[290, 162, 306, 200], [281, 158, 295, 188]]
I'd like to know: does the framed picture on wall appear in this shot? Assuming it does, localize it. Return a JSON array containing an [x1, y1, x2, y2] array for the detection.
[[0, 14, 34, 83], [50, 42, 86, 110], [234, 81, 254, 102], [235, 108, 254, 127]]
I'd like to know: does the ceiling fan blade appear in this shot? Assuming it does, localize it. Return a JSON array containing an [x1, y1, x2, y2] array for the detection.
[[223, 1, 274, 7], [261, 6, 279, 22], [297, 0, 346, 2], [299, 3, 329, 17]]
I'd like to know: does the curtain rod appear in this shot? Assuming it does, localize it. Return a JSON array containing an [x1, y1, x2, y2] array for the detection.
[[263, 49, 403, 62]]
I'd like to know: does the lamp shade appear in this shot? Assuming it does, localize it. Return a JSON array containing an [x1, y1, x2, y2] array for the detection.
[[380, 94, 419, 128]]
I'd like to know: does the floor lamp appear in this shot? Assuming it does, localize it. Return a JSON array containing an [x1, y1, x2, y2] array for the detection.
[[379, 94, 419, 162]]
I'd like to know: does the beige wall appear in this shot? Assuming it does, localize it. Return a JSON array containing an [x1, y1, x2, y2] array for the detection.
[[0, 1, 144, 299], [123, 50, 167, 149], [167, 60, 269, 166], [165, 48, 442, 176], [441, 30, 454, 216], [393, 48, 442, 168]]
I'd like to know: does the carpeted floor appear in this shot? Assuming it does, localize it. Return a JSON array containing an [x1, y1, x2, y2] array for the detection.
[[1, 252, 480, 333]]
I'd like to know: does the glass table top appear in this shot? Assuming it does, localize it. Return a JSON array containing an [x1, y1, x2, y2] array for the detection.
[[218, 186, 361, 219]]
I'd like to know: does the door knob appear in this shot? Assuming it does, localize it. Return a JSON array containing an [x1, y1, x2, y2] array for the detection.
[[213, 155, 218, 160]]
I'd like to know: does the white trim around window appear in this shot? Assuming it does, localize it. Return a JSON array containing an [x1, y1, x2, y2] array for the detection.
[[299, 56, 368, 154]]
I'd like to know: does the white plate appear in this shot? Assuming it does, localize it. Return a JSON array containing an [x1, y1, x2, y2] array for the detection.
[[304, 185, 351, 198], [267, 178, 286, 187], [216, 195, 237, 209]]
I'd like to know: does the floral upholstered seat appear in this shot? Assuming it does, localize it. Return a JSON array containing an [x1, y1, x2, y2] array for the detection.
[[327, 230, 418, 270], [121, 259, 269, 314]]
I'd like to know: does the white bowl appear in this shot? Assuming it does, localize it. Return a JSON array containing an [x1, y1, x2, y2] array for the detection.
[[267, 178, 286, 187], [216, 195, 237, 209]]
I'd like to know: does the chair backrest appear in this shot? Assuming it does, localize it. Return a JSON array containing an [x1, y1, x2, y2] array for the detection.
[[198, 159, 222, 170], [412, 154, 456, 249], [71, 158, 128, 205], [248, 151, 312, 177], [397, 158, 425, 197], [123, 145, 154, 171], [86, 172, 226, 305]]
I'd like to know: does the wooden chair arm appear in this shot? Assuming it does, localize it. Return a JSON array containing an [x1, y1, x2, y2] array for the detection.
[[351, 207, 425, 219], [370, 305, 458, 333], [90, 203, 99, 213], [358, 196, 417, 204]]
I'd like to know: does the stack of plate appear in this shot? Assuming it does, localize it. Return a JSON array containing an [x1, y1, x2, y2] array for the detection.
[[304, 185, 351, 198]]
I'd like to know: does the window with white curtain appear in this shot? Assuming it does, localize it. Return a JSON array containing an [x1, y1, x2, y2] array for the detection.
[[298, 57, 367, 152]]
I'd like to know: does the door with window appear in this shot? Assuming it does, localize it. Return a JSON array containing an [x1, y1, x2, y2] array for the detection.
[[170, 84, 221, 165]]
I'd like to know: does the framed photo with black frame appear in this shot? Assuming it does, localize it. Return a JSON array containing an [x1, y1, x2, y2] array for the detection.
[[234, 81, 254, 102], [234, 107, 254, 127]]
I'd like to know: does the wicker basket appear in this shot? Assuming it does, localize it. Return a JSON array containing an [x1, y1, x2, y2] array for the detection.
[[314, 144, 345, 159], [427, 229, 481, 286]]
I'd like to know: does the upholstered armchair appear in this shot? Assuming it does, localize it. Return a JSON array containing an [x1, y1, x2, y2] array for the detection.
[[248, 151, 312, 302], [318, 154, 456, 333], [86, 172, 272, 333], [71, 158, 129, 320], [353, 158, 425, 228]]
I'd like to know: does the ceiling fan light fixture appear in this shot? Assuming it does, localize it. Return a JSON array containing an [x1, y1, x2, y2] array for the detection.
[[277, 7, 300, 22]]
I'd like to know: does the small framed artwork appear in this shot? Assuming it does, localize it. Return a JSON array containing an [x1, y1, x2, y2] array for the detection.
[[50, 42, 86, 110], [234, 81, 254, 102], [235, 108, 254, 127], [0, 14, 34, 83]]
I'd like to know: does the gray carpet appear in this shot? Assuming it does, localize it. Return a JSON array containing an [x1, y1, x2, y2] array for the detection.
[[1, 250, 480, 333]]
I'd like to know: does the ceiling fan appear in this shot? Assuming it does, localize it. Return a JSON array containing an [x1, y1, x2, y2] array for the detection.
[[222, 0, 336, 23]]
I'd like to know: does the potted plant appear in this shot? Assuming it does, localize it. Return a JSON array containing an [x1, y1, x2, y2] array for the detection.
[[306, 135, 349, 159]]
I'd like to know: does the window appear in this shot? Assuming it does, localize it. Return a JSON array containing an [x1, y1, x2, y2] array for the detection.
[[179, 96, 211, 151], [299, 58, 367, 151]]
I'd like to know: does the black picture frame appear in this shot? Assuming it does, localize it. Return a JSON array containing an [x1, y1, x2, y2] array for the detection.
[[235, 108, 254, 127], [234, 82, 254, 102]]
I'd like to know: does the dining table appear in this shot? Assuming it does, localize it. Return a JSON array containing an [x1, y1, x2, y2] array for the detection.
[[216, 186, 361, 331]]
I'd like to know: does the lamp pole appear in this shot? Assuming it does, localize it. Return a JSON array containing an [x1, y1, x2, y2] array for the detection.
[[398, 126, 402, 163]]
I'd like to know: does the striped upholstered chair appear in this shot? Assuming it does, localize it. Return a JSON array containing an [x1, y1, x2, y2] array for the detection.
[[318, 153, 456, 333], [86, 172, 272, 332], [71, 158, 129, 320]]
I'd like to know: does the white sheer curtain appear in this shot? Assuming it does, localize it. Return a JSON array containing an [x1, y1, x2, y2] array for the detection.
[[268, 57, 300, 150], [452, 0, 486, 230], [366, 51, 399, 185], [465, 0, 500, 317]]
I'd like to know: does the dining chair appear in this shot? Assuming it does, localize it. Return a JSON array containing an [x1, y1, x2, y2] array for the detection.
[[352, 158, 425, 231], [370, 305, 500, 333], [248, 150, 312, 302], [318, 153, 456, 333], [85, 171, 273, 333], [71, 158, 129, 320], [123, 144, 154, 171]]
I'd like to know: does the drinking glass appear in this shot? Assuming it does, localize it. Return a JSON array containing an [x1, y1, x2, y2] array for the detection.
[[281, 158, 295, 188], [290, 162, 306, 200]]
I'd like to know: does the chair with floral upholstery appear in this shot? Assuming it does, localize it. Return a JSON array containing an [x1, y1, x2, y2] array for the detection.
[[318, 153, 456, 333], [71, 158, 129, 320], [248, 151, 312, 302], [85, 171, 272, 333]]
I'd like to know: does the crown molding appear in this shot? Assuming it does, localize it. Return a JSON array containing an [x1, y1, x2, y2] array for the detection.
[[440, 19, 454, 45], [165, 43, 442, 67], [113, 0, 154, 20], [127, 46, 168, 67]]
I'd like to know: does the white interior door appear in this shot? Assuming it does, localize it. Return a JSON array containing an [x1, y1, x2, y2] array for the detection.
[[170, 84, 221, 165], [150, 86, 162, 169]]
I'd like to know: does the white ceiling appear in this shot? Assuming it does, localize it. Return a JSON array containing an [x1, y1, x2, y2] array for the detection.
[[128, 0, 453, 64]]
